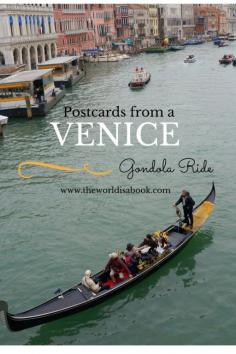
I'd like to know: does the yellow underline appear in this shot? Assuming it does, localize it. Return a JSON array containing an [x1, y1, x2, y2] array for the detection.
[[17, 160, 112, 180]]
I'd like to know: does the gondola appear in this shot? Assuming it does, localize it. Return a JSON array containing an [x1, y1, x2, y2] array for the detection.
[[0, 183, 215, 332]]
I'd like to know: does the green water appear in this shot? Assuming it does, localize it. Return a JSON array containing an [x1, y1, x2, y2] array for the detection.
[[0, 42, 235, 345]]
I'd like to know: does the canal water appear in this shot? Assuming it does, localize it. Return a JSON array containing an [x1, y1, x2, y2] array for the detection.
[[0, 42, 236, 345]]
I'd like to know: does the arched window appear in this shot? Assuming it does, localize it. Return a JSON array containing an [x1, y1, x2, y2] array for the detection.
[[18, 16, 23, 36], [9, 15, 14, 36], [29, 16, 32, 33], [0, 52, 5, 65], [48, 16, 52, 33], [25, 16, 29, 34], [41, 16, 45, 34]]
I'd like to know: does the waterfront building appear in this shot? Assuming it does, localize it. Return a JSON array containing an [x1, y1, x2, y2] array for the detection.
[[129, 5, 150, 47], [194, 5, 227, 36], [218, 4, 236, 34], [181, 5, 195, 39], [90, 4, 116, 48], [53, 4, 94, 56], [0, 4, 57, 70], [159, 5, 182, 40], [114, 5, 130, 41], [147, 5, 159, 40]]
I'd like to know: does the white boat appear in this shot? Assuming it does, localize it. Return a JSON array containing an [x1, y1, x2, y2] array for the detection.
[[184, 55, 196, 63], [98, 54, 119, 62], [0, 114, 8, 136], [129, 67, 151, 89], [117, 54, 131, 60], [0, 115, 8, 125], [228, 34, 236, 41]]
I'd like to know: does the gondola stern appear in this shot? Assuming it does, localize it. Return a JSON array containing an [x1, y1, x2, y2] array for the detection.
[[0, 300, 11, 331], [207, 182, 216, 204]]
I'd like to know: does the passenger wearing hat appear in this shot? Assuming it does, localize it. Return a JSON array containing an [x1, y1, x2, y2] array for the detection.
[[173, 190, 195, 228], [82, 270, 110, 293], [104, 252, 133, 283]]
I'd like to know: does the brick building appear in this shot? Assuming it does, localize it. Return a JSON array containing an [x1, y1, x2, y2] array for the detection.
[[53, 4, 94, 56]]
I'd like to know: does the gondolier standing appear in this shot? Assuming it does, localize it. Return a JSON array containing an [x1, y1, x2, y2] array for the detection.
[[173, 190, 195, 228]]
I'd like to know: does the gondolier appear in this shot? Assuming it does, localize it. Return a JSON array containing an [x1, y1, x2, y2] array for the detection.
[[173, 190, 195, 228]]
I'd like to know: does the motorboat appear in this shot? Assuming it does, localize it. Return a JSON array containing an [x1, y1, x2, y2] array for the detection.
[[184, 55, 196, 63], [218, 41, 229, 47], [219, 54, 235, 64], [129, 67, 151, 89]]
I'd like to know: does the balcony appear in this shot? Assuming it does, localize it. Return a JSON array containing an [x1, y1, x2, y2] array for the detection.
[[65, 28, 93, 35]]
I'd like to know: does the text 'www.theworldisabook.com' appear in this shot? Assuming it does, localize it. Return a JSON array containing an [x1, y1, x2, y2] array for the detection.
[[60, 186, 171, 195]]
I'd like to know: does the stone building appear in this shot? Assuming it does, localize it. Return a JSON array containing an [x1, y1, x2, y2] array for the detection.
[[115, 5, 131, 41], [0, 4, 57, 69], [219, 4, 236, 34], [159, 4, 182, 40], [181, 5, 195, 39], [53, 4, 95, 56], [147, 4, 159, 39], [194, 4, 227, 36], [129, 5, 150, 46], [90, 4, 116, 48]]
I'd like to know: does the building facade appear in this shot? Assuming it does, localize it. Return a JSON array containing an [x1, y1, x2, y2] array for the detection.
[[90, 4, 116, 48], [194, 5, 227, 36], [159, 5, 182, 40], [0, 4, 57, 69], [219, 4, 236, 34], [181, 5, 195, 39], [129, 5, 151, 46], [53, 4, 94, 56], [115, 5, 131, 41], [148, 5, 159, 39]]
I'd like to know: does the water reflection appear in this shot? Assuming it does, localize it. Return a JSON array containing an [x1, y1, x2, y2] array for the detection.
[[27, 228, 213, 344]]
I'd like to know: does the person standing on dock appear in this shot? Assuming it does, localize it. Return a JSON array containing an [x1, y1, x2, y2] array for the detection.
[[173, 190, 195, 228]]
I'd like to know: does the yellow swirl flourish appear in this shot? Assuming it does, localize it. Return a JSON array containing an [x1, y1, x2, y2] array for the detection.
[[17, 160, 112, 180]]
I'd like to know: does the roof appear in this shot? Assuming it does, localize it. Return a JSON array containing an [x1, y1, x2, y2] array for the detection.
[[0, 64, 25, 75], [38, 56, 79, 66], [0, 69, 52, 85]]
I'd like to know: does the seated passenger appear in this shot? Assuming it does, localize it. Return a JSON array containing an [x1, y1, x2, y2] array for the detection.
[[126, 243, 152, 262], [105, 252, 133, 283], [82, 270, 110, 293], [139, 234, 158, 255]]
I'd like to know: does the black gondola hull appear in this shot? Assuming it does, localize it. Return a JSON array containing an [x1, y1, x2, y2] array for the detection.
[[2, 183, 215, 332]]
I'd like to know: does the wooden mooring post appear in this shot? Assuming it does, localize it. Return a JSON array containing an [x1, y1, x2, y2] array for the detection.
[[25, 95, 32, 119]]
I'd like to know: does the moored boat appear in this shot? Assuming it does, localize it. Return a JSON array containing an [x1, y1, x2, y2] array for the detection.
[[169, 45, 185, 51], [232, 59, 236, 66], [218, 41, 229, 47], [0, 114, 8, 137], [98, 54, 119, 62], [228, 34, 236, 41], [184, 54, 196, 63], [145, 47, 170, 53], [0, 70, 65, 119], [38, 56, 84, 88], [128, 67, 151, 89], [0, 184, 215, 332], [219, 54, 234, 64], [184, 38, 205, 45]]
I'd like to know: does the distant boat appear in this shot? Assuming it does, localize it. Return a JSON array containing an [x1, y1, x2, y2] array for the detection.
[[184, 38, 205, 45], [228, 34, 236, 41], [169, 45, 185, 51], [145, 47, 170, 53], [129, 67, 151, 89], [184, 55, 196, 63], [218, 41, 229, 47], [219, 54, 234, 64]]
